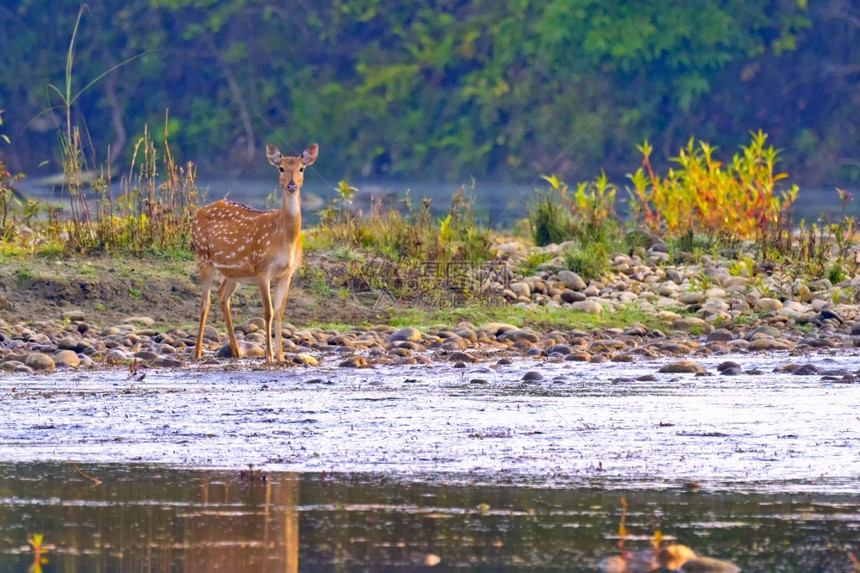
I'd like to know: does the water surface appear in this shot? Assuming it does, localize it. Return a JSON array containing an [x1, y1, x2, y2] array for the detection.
[[1, 355, 858, 491], [1, 464, 858, 572]]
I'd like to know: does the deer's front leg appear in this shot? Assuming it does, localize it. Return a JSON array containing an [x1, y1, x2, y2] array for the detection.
[[257, 277, 276, 363], [195, 266, 215, 360], [218, 279, 241, 359], [272, 272, 294, 363]]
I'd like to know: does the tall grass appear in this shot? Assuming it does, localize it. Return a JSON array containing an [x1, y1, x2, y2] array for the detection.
[[89, 122, 199, 254], [527, 172, 620, 247], [313, 184, 494, 264], [308, 184, 498, 301], [0, 110, 28, 244], [20, 6, 200, 256]]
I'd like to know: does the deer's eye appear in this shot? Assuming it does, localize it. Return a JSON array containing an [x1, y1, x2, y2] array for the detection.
[[299, 167, 305, 172], [279, 167, 284, 172]]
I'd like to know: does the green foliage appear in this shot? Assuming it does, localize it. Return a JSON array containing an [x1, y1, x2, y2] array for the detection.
[[753, 186, 858, 280], [527, 185, 575, 247], [315, 185, 493, 264], [519, 250, 556, 276], [0, 110, 32, 246], [2, 0, 842, 185], [628, 132, 796, 241], [310, 184, 496, 300], [528, 173, 619, 247], [562, 240, 609, 281], [827, 263, 846, 285]]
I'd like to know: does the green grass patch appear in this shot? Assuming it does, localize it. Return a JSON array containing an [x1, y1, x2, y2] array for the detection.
[[518, 250, 556, 276], [561, 240, 610, 280], [386, 302, 668, 333]]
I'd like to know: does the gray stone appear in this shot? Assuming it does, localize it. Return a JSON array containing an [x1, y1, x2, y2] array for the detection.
[[25, 352, 56, 371], [105, 349, 131, 365], [748, 338, 794, 351], [448, 351, 476, 363], [133, 351, 159, 362], [561, 289, 587, 303], [745, 326, 781, 340], [52, 350, 80, 368], [202, 325, 220, 341], [665, 269, 683, 284], [509, 281, 531, 298], [152, 358, 185, 368], [477, 323, 519, 336], [707, 328, 736, 342], [678, 292, 705, 305], [557, 270, 586, 290], [339, 356, 368, 368], [0, 360, 26, 372], [754, 297, 783, 312], [215, 341, 266, 359], [658, 360, 707, 374], [545, 344, 572, 355], [571, 300, 602, 314], [672, 317, 713, 333]]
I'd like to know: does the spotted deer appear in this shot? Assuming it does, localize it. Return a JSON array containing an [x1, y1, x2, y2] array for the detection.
[[192, 143, 319, 363]]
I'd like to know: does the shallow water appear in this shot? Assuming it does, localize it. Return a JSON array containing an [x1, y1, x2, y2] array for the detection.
[[1, 356, 859, 570], [0, 464, 858, 572], [1, 355, 858, 492]]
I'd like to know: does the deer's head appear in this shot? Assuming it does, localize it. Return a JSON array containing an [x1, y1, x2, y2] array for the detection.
[[266, 143, 319, 193]]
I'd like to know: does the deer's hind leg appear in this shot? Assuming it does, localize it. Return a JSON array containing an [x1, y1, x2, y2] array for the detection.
[[218, 278, 241, 358]]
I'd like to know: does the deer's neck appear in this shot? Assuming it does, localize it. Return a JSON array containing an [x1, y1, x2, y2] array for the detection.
[[278, 189, 301, 240]]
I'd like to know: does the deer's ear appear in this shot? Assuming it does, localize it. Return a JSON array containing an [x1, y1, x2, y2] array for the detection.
[[266, 145, 283, 166], [301, 144, 319, 166]]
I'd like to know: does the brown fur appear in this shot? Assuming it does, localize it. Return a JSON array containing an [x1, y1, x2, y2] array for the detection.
[[192, 143, 318, 363]]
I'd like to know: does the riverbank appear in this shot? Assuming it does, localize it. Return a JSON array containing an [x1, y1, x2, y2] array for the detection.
[[2, 237, 860, 374]]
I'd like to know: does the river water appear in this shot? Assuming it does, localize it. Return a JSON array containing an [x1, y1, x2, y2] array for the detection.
[[0, 355, 858, 570], [1, 464, 857, 572], [19, 176, 860, 228]]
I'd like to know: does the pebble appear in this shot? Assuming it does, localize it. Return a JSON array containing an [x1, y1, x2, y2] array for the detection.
[[52, 350, 80, 368], [389, 327, 422, 342], [754, 298, 783, 312], [557, 270, 586, 290], [4, 242, 860, 377], [216, 341, 265, 359], [25, 352, 55, 371], [658, 360, 707, 374], [339, 356, 368, 368], [679, 557, 740, 573]]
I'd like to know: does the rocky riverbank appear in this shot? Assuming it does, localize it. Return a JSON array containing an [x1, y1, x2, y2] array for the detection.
[[2, 239, 860, 376]]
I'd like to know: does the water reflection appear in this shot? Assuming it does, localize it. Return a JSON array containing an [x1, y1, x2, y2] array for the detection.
[[0, 463, 858, 572], [0, 464, 297, 572]]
